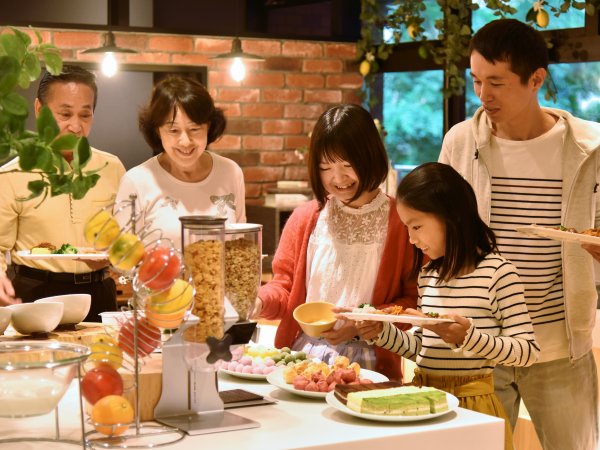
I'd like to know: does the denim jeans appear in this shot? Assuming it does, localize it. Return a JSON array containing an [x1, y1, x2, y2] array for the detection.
[[494, 351, 599, 450]]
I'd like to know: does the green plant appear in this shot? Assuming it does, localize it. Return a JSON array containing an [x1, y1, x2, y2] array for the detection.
[[0, 27, 100, 203], [358, 0, 600, 104]]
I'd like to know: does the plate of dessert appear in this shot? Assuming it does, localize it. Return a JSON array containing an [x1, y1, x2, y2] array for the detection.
[[217, 345, 309, 381], [266, 356, 388, 399], [516, 225, 600, 246], [326, 382, 458, 422]]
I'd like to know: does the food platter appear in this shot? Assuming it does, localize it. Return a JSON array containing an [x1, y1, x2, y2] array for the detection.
[[325, 390, 459, 422], [16, 249, 108, 260], [219, 367, 269, 381], [266, 368, 388, 399], [515, 225, 600, 246], [338, 312, 453, 326]]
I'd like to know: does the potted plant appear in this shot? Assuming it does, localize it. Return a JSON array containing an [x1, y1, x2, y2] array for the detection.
[[0, 27, 99, 203]]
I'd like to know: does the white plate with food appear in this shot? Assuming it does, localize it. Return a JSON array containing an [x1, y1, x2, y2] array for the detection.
[[17, 248, 108, 260], [325, 390, 459, 422], [338, 312, 453, 326], [515, 225, 600, 246], [219, 367, 270, 381], [266, 368, 389, 399]]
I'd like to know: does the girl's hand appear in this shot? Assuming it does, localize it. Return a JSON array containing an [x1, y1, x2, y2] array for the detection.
[[320, 319, 358, 345], [248, 297, 263, 320], [355, 320, 383, 341], [424, 314, 470, 345]]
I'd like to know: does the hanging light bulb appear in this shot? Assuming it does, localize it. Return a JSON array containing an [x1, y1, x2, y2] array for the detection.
[[212, 37, 264, 82], [230, 57, 246, 82], [101, 52, 118, 77], [82, 31, 137, 78]]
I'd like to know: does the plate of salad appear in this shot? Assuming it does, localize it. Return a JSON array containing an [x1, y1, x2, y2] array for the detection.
[[17, 243, 108, 260]]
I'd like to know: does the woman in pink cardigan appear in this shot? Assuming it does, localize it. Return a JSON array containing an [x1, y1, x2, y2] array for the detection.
[[251, 104, 417, 381]]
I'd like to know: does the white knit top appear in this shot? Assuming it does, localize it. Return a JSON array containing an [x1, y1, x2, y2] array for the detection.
[[305, 190, 389, 308]]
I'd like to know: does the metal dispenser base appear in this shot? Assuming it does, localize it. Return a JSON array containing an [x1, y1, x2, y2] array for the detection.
[[154, 319, 259, 435]]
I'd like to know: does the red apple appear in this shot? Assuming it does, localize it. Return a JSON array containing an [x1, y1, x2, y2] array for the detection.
[[118, 317, 161, 358], [81, 364, 123, 405], [137, 245, 181, 291]]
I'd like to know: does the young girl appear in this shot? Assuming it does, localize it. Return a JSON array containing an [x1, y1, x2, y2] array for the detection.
[[251, 104, 417, 380], [355, 162, 539, 450]]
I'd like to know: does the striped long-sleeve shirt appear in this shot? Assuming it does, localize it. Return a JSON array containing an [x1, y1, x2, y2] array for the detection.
[[374, 253, 540, 376]]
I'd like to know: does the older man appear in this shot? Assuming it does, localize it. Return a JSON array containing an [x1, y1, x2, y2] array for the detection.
[[0, 65, 125, 320]]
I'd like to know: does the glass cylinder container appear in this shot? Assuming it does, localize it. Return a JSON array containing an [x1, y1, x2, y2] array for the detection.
[[179, 216, 226, 343], [224, 223, 263, 321]]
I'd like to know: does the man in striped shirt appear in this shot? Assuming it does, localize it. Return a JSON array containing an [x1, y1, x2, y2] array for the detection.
[[439, 19, 600, 450]]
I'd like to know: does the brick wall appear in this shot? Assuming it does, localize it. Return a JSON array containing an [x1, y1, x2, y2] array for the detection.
[[22, 27, 363, 204]]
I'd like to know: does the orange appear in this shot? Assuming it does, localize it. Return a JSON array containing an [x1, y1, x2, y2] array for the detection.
[[91, 394, 134, 436]]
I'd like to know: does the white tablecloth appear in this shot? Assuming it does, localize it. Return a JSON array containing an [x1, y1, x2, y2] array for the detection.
[[0, 371, 504, 450]]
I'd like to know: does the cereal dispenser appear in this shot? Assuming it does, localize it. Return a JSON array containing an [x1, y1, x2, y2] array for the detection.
[[225, 223, 263, 321], [154, 216, 258, 435]]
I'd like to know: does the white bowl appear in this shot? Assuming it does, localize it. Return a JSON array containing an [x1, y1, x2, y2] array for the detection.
[[8, 302, 64, 335], [0, 341, 90, 417], [100, 310, 133, 326], [35, 294, 91, 325], [0, 307, 11, 335]]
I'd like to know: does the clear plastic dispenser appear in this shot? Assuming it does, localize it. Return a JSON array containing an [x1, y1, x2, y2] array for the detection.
[[153, 216, 259, 436], [180, 215, 227, 343], [224, 223, 262, 321]]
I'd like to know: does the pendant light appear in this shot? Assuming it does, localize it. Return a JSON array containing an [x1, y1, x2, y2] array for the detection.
[[211, 37, 265, 82], [82, 30, 137, 78]]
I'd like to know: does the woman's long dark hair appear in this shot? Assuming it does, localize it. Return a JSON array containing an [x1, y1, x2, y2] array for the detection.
[[397, 162, 497, 282]]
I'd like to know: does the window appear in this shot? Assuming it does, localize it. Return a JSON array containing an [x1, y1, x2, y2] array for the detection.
[[466, 62, 600, 122], [472, 0, 585, 32], [383, 70, 444, 173]]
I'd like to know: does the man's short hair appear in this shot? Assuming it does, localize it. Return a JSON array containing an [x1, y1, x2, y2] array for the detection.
[[36, 65, 98, 110], [470, 19, 549, 85]]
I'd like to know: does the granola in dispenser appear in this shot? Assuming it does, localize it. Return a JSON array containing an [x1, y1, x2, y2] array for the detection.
[[225, 238, 260, 320], [182, 240, 224, 342]]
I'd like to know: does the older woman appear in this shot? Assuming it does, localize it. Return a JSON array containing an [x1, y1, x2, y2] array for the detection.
[[115, 76, 245, 247]]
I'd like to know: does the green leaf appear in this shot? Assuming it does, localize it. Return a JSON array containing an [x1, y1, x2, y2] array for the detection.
[[18, 144, 41, 171], [22, 52, 41, 83], [42, 48, 62, 75], [71, 174, 100, 200], [10, 27, 31, 47], [525, 7, 536, 22], [585, 4, 595, 15], [26, 179, 48, 198], [48, 173, 71, 196], [0, 56, 20, 96], [0, 34, 26, 62], [0, 92, 28, 117], [73, 137, 91, 171], [50, 134, 78, 153], [0, 142, 12, 161], [36, 105, 60, 143]]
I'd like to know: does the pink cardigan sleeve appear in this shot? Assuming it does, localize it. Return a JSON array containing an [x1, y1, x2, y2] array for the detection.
[[257, 202, 316, 320]]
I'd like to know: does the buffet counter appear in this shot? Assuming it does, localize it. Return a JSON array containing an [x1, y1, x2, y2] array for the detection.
[[0, 369, 504, 450]]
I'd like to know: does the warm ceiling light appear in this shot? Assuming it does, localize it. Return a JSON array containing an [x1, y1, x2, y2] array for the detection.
[[82, 31, 137, 78], [211, 37, 265, 82]]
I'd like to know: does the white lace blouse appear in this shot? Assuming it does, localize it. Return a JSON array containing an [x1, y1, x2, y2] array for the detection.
[[305, 190, 390, 309]]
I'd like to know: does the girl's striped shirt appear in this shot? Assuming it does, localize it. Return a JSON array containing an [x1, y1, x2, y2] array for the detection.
[[373, 253, 539, 375]]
